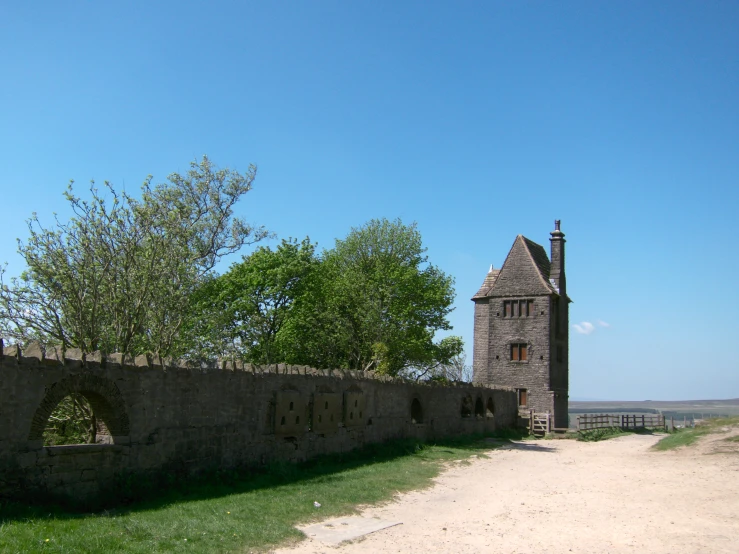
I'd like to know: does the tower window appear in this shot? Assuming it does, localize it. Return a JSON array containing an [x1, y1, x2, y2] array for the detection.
[[503, 300, 534, 317], [517, 389, 528, 407], [511, 343, 528, 361]]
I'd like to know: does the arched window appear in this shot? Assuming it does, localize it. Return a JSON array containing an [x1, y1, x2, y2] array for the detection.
[[411, 398, 423, 424], [474, 397, 484, 418], [461, 395, 473, 418], [486, 397, 495, 418], [28, 374, 130, 446]]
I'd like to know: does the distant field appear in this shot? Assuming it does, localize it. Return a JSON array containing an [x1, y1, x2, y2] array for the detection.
[[568, 398, 739, 428]]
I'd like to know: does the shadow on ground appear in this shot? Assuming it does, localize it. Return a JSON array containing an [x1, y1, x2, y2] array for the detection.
[[0, 429, 535, 524], [485, 438, 557, 453]]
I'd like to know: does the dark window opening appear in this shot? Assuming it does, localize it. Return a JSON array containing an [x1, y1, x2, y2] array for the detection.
[[280, 416, 286, 425], [289, 401, 294, 411], [486, 397, 495, 418], [295, 416, 300, 424], [461, 395, 473, 418], [411, 398, 423, 424], [474, 397, 484, 418]]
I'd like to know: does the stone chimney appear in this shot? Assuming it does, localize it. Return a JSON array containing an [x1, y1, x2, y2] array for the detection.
[[549, 220, 566, 294]]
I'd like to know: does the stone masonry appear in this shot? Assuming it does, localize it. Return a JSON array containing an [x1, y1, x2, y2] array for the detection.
[[0, 342, 517, 503], [472, 221, 570, 429]]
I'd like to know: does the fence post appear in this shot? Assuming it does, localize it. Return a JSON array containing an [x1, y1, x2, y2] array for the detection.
[[529, 409, 534, 433], [547, 413, 551, 433]]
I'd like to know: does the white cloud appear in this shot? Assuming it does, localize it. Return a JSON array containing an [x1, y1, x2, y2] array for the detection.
[[573, 321, 595, 335], [597, 320, 610, 328]]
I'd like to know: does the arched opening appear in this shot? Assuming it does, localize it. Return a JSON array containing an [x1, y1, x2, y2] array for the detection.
[[411, 398, 423, 424], [28, 374, 130, 446], [474, 397, 484, 418], [461, 395, 473, 418], [43, 393, 113, 446], [486, 397, 495, 418]]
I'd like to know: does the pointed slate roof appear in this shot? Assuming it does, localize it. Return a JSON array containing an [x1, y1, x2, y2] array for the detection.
[[472, 266, 500, 300], [483, 235, 557, 297], [522, 237, 552, 284]]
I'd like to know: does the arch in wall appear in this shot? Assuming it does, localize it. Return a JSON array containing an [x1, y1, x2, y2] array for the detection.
[[461, 395, 473, 418], [474, 397, 484, 418], [486, 397, 495, 418], [411, 398, 423, 424], [27, 374, 130, 442]]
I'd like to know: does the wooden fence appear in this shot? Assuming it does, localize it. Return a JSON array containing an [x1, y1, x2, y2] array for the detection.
[[576, 413, 665, 431]]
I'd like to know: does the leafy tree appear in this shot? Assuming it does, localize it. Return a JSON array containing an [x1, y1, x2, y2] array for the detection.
[[281, 218, 461, 375], [0, 156, 269, 357], [401, 342, 472, 382], [188, 238, 317, 363]]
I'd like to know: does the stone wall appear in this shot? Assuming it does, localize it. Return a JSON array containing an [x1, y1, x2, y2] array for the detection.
[[0, 343, 517, 503]]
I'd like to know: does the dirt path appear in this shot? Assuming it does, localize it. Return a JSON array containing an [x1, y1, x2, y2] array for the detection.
[[272, 433, 739, 553]]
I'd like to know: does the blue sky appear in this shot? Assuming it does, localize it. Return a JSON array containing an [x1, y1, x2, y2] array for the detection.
[[1, 1, 737, 400]]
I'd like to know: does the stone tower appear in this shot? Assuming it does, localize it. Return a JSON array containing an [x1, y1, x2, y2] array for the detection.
[[472, 221, 570, 429]]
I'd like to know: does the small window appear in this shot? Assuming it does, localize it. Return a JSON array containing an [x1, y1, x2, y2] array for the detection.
[[411, 398, 423, 424], [517, 389, 528, 407], [474, 397, 484, 418], [511, 343, 527, 361], [503, 299, 533, 318]]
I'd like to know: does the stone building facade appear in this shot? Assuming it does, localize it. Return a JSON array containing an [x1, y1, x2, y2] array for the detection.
[[472, 221, 570, 429]]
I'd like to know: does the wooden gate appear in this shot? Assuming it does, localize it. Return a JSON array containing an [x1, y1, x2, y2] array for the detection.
[[529, 411, 551, 435]]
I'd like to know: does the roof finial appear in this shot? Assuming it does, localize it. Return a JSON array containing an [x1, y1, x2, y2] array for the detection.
[[489, 264, 494, 272], [554, 219, 561, 231]]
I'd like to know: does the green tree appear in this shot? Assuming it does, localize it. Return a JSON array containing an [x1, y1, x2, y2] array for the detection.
[[281, 218, 462, 375], [188, 238, 317, 363], [401, 341, 472, 381], [0, 156, 269, 357]]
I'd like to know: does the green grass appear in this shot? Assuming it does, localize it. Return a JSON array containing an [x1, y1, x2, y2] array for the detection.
[[653, 416, 739, 451], [569, 425, 663, 442], [0, 433, 509, 553]]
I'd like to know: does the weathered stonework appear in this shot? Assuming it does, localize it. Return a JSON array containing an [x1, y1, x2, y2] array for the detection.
[[0, 345, 516, 503], [472, 221, 570, 429]]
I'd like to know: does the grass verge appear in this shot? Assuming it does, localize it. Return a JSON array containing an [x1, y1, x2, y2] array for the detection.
[[0, 433, 509, 553], [570, 426, 664, 442], [653, 416, 739, 451]]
